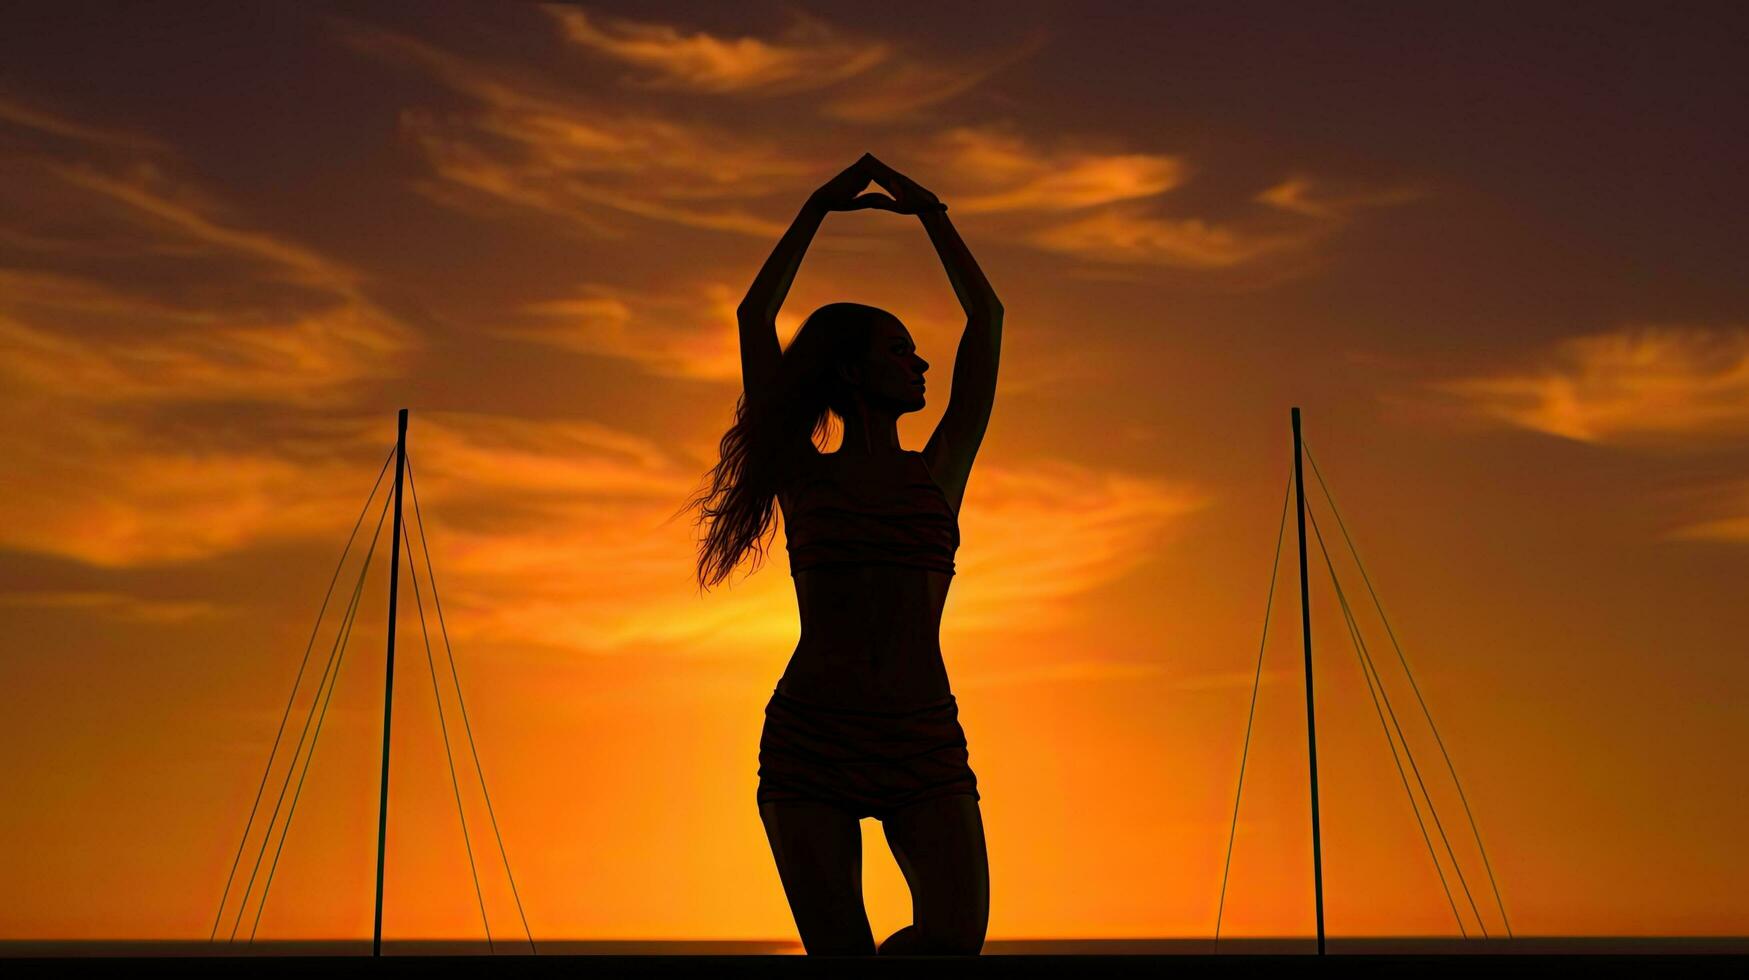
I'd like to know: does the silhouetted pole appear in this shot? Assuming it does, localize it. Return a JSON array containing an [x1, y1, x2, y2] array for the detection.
[[373, 409, 408, 957], [1292, 407, 1326, 955]]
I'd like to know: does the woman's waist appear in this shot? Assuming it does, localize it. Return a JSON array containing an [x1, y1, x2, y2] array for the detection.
[[767, 685, 957, 717], [793, 568, 949, 629], [778, 644, 952, 710], [773, 675, 954, 713], [794, 616, 944, 651], [788, 632, 947, 662]]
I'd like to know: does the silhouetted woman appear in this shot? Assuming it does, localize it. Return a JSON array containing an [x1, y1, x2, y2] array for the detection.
[[680, 154, 1002, 955]]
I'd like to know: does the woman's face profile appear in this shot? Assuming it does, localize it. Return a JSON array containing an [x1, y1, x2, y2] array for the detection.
[[853, 316, 930, 413]]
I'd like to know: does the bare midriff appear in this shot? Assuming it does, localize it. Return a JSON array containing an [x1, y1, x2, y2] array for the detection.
[[777, 562, 955, 711]]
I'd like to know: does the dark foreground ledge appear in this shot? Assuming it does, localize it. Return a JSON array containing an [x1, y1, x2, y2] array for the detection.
[[5, 939, 1746, 978]]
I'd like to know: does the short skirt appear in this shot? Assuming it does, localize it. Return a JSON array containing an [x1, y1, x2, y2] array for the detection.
[[757, 687, 980, 821]]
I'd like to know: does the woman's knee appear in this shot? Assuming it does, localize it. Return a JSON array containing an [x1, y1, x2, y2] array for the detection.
[[787, 882, 876, 956], [801, 928, 877, 956], [913, 919, 986, 955], [882, 795, 990, 937]]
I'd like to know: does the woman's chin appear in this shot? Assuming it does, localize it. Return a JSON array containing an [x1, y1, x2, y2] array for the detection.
[[887, 389, 926, 412]]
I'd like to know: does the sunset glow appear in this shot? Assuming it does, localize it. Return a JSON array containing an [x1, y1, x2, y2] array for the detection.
[[2, 2, 1746, 944]]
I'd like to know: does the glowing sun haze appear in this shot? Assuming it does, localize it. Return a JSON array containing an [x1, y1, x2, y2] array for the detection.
[[1, 1, 1745, 943]]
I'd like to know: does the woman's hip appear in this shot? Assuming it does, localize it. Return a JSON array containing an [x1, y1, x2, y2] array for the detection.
[[756, 688, 979, 820]]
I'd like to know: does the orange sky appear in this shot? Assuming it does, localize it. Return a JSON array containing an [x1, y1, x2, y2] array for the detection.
[[2, 1, 1747, 943]]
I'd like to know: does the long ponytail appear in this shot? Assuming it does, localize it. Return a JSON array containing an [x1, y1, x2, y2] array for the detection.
[[676, 302, 884, 593]]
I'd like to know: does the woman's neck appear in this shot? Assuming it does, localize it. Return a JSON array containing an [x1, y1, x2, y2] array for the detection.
[[836, 417, 902, 456]]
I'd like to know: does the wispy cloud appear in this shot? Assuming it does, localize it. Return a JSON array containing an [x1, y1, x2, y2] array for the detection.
[[924, 125, 1187, 213], [497, 280, 744, 382], [338, 21, 811, 238], [0, 590, 227, 624], [0, 97, 418, 568], [338, 17, 1396, 278], [1254, 174, 1422, 220], [1659, 478, 1749, 544], [543, 5, 1040, 122], [46, 164, 361, 283], [948, 459, 1209, 634], [1024, 205, 1306, 269], [1674, 518, 1749, 542], [545, 6, 889, 95], [0, 403, 388, 568], [823, 30, 1048, 123], [396, 105, 799, 237], [0, 282, 412, 406], [1427, 326, 1749, 445], [912, 126, 1414, 271], [377, 411, 786, 654], [1421, 326, 1749, 547], [336, 12, 1054, 244], [407, 411, 690, 499], [0, 98, 418, 407], [0, 94, 167, 151]]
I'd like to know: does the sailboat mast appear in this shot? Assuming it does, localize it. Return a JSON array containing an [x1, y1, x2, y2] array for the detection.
[[1292, 406, 1327, 954], [373, 408, 408, 957]]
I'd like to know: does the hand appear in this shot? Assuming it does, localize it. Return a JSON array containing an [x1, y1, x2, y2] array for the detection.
[[807, 154, 947, 215], [807, 157, 896, 213], [860, 154, 947, 215]]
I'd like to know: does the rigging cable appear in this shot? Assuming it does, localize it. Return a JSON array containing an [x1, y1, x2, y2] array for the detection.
[[1303, 443, 1513, 937], [1213, 464, 1293, 950], [228, 467, 395, 941], [1307, 506, 1468, 935], [401, 506, 496, 952], [246, 486, 396, 942], [407, 455, 539, 953], [212, 445, 396, 941], [1307, 503, 1487, 934]]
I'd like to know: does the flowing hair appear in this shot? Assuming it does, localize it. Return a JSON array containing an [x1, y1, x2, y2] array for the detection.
[[676, 302, 889, 594]]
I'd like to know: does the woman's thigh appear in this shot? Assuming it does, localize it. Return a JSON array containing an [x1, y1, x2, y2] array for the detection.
[[759, 800, 876, 955], [880, 794, 989, 953]]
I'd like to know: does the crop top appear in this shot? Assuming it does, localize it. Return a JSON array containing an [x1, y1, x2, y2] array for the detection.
[[781, 450, 959, 576]]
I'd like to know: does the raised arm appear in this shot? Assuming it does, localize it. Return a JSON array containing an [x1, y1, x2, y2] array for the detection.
[[863, 157, 1003, 507], [736, 202, 823, 398], [737, 157, 890, 398]]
